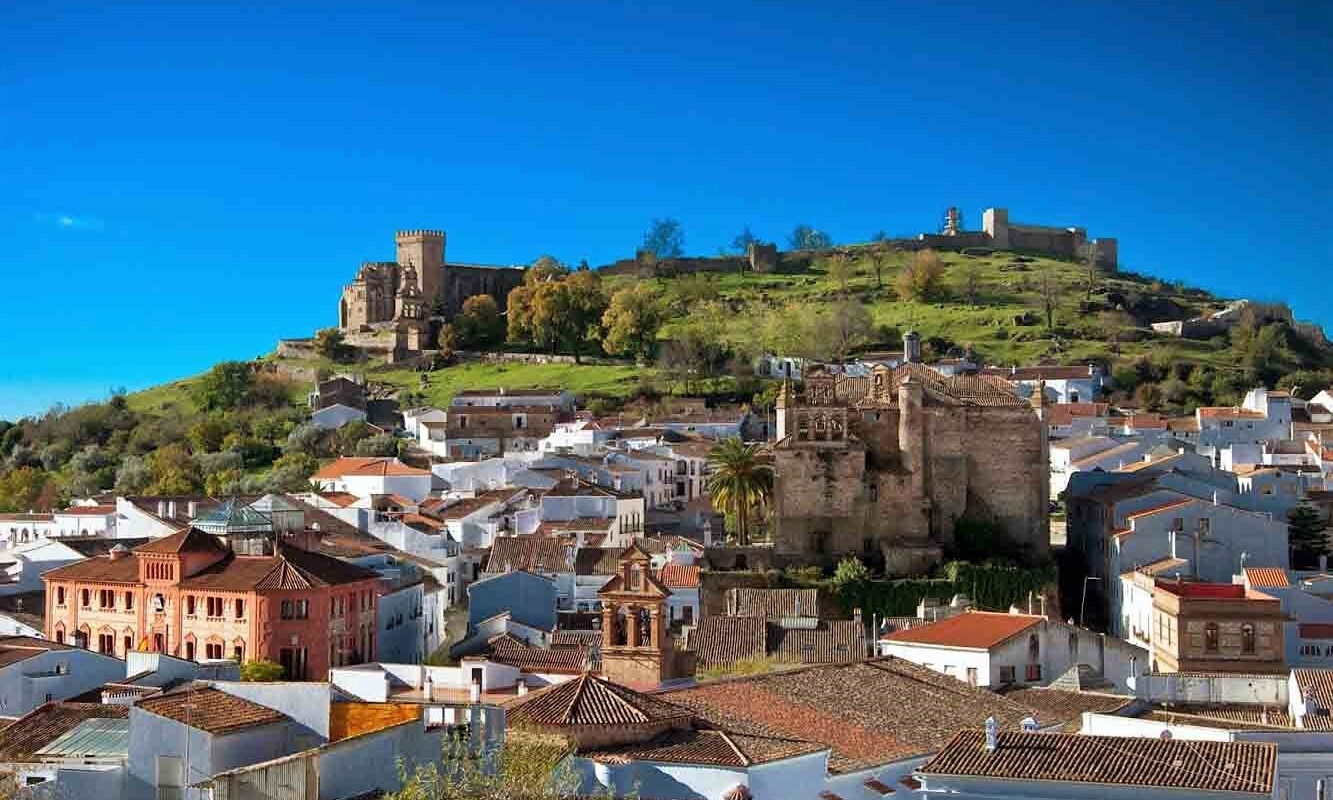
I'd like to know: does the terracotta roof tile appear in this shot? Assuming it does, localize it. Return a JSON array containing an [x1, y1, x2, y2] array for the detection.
[[137, 687, 287, 735], [658, 563, 700, 589], [1000, 687, 1134, 728], [881, 611, 1043, 650], [487, 635, 596, 674], [134, 527, 229, 555], [769, 620, 867, 664], [574, 548, 624, 576], [1199, 407, 1266, 420], [312, 457, 430, 479], [57, 505, 117, 516], [726, 588, 819, 618], [585, 728, 823, 766], [920, 730, 1275, 794], [508, 673, 693, 727], [662, 658, 1032, 772], [486, 537, 573, 574], [689, 616, 767, 669]]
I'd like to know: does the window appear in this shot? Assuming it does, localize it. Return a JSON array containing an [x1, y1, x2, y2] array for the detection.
[[125, 592, 133, 610], [966, 667, 978, 687], [1205, 622, 1219, 652], [81, 589, 90, 608], [99, 590, 114, 609], [206, 597, 223, 618], [998, 666, 1016, 684], [56, 587, 66, 606], [1242, 623, 1256, 654], [234, 643, 244, 661], [205, 643, 223, 660], [235, 599, 245, 619], [124, 635, 132, 653], [1198, 518, 1210, 535], [185, 641, 195, 661], [869, 483, 878, 502], [1170, 517, 1184, 532], [281, 599, 309, 620], [186, 596, 196, 616], [98, 633, 114, 654], [1025, 663, 1042, 682]]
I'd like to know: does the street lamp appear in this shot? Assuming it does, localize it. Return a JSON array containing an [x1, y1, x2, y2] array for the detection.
[[1080, 576, 1102, 627]]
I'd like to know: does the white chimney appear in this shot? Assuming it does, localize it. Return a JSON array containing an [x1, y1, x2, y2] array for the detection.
[[187, 500, 197, 519], [984, 716, 998, 751], [469, 682, 481, 704], [157, 500, 168, 517], [1021, 716, 1039, 732], [517, 680, 530, 696]]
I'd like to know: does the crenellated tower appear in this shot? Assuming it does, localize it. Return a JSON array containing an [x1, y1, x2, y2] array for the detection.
[[395, 230, 446, 309]]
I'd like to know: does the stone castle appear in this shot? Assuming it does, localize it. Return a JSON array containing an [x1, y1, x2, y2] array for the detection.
[[916, 206, 1118, 269], [772, 332, 1049, 574], [338, 229, 525, 334]]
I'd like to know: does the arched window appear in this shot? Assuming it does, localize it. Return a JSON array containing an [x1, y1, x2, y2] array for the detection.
[[1241, 623, 1256, 654], [1205, 622, 1220, 652]]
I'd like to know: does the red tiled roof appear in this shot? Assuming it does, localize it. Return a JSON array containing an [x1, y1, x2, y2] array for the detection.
[[1124, 497, 1196, 519], [881, 611, 1042, 650], [979, 366, 1097, 381], [313, 457, 430, 479], [658, 563, 700, 589], [585, 728, 824, 767], [863, 778, 894, 795], [487, 635, 595, 674], [1292, 669, 1333, 730], [134, 527, 230, 556], [137, 687, 287, 734], [1244, 567, 1291, 588], [726, 588, 819, 618], [1199, 407, 1266, 420], [507, 673, 692, 727], [920, 730, 1275, 794], [689, 616, 767, 669], [316, 492, 360, 508], [486, 537, 572, 574]]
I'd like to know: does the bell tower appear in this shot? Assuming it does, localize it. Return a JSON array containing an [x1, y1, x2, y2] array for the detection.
[[395, 230, 446, 309], [598, 544, 692, 688]]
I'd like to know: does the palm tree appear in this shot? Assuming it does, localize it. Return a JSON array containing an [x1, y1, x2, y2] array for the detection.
[[706, 437, 774, 546]]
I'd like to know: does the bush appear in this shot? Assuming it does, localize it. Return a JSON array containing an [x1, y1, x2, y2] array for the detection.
[[354, 434, 399, 457], [240, 660, 285, 681]]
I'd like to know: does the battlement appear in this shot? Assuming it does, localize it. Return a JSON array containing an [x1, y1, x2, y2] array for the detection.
[[395, 229, 445, 240]]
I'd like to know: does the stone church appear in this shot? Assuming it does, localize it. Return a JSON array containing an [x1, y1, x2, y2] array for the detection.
[[338, 229, 525, 334], [772, 334, 1049, 574]]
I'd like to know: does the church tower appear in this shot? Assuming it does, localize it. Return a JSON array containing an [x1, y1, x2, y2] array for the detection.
[[598, 545, 693, 688], [395, 230, 446, 309]]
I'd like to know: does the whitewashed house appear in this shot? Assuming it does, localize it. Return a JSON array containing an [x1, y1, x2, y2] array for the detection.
[[312, 457, 434, 502]]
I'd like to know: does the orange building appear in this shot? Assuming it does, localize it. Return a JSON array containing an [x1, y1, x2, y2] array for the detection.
[[42, 527, 382, 680]]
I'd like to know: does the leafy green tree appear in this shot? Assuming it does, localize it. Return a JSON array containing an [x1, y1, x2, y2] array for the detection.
[[314, 328, 352, 362], [602, 284, 665, 361], [384, 732, 579, 800], [526, 255, 569, 284], [0, 466, 50, 512], [436, 323, 458, 361], [452, 294, 505, 349], [822, 299, 875, 363], [504, 284, 535, 345], [355, 434, 399, 457], [706, 438, 774, 546], [867, 236, 891, 288], [825, 252, 856, 294], [114, 454, 152, 494], [284, 422, 324, 457], [641, 217, 685, 259], [335, 420, 373, 456], [146, 443, 202, 495], [1288, 505, 1330, 569], [240, 659, 285, 681], [194, 362, 253, 411], [187, 417, 229, 453], [789, 224, 833, 250], [895, 249, 946, 302]]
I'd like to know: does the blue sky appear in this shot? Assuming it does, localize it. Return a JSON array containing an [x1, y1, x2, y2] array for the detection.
[[1, 0, 1330, 420]]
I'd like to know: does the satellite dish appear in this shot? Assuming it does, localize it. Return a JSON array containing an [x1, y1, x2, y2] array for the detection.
[[1160, 729, 1173, 740]]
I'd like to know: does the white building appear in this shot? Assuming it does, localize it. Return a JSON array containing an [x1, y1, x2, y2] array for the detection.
[[979, 364, 1106, 405], [878, 610, 1146, 693], [0, 635, 125, 717], [312, 457, 434, 503]]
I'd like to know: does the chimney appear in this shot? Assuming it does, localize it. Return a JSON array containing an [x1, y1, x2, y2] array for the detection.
[[157, 500, 168, 517], [902, 330, 921, 364], [469, 682, 481, 704], [984, 716, 998, 751], [1021, 716, 1039, 732], [517, 679, 530, 696], [187, 500, 198, 519], [167, 500, 177, 519]]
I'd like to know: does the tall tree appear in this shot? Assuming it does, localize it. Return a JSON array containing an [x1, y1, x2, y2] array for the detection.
[[641, 218, 685, 259], [526, 255, 569, 284], [730, 225, 759, 254], [822, 299, 875, 363], [706, 437, 774, 547], [1037, 266, 1060, 329], [895, 249, 946, 302], [867, 232, 891, 288], [1288, 504, 1329, 569], [956, 259, 982, 306], [453, 294, 505, 349], [789, 225, 832, 251], [193, 362, 253, 411], [602, 284, 665, 361], [825, 252, 856, 295]]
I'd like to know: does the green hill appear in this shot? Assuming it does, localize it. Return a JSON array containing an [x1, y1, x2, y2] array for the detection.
[[3, 241, 1330, 513]]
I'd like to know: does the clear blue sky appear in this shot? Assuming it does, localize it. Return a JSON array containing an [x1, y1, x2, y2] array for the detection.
[[2, 0, 1330, 420]]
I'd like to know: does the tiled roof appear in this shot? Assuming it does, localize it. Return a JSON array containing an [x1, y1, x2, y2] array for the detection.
[[134, 527, 230, 555], [437, 490, 521, 520], [1199, 407, 1266, 420], [486, 537, 573, 574], [979, 366, 1097, 381], [919, 730, 1275, 795], [312, 457, 430, 478], [1141, 704, 1293, 730], [487, 635, 595, 674], [0, 702, 129, 761], [1000, 687, 1134, 728], [1245, 567, 1291, 588], [46, 542, 380, 591], [1293, 668, 1333, 730], [585, 728, 824, 766], [1124, 497, 1196, 520], [316, 491, 360, 507], [0, 591, 45, 631], [535, 517, 615, 536], [881, 611, 1043, 650], [658, 563, 700, 589], [663, 658, 1033, 772], [60, 537, 150, 557], [136, 687, 287, 735], [768, 620, 866, 664], [508, 673, 693, 727], [0, 513, 54, 522], [574, 547, 624, 576], [41, 551, 142, 584], [689, 616, 767, 668], [727, 588, 820, 618], [1121, 556, 1190, 578]]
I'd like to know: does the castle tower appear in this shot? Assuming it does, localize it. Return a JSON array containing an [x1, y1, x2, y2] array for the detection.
[[395, 230, 446, 309], [943, 206, 961, 236], [982, 208, 1009, 249]]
